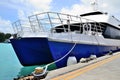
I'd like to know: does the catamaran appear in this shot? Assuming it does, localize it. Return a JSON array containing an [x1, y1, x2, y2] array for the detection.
[[10, 1, 120, 68]]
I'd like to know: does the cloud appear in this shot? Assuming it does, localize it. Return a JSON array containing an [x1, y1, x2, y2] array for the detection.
[[28, 0, 52, 11], [16, 0, 52, 14], [0, 0, 52, 33], [18, 9, 27, 20], [60, 0, 92, 15], [99, 0, 120, 13], [0, 0, 52, 18], [0, 17, 13, 33], [60, 0, 120, 19], [61, 4, 92, 15]]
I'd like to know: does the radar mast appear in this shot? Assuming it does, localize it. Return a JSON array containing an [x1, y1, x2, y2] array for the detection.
[[91, 0, 98, 11]]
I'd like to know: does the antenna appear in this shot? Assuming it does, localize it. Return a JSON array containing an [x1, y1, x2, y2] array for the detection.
[[91, 0, 98, 11]]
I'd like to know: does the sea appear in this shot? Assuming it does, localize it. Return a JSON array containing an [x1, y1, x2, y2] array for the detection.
[[0, 43, 44, 80]]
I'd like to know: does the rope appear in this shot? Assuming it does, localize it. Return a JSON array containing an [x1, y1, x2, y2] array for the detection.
[[47, 42, 77, 67], [32, 42, 77, 76]]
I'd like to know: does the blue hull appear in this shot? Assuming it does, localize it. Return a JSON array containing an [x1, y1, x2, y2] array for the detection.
[[48, 41, 120, 68], [10, 38, 54, 66], [10, 37, 120, 68]]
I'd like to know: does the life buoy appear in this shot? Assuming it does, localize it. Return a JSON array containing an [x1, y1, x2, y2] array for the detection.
[[83, 23, 91, 32]]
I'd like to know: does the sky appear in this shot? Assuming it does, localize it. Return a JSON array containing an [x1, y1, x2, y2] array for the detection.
[[0, 0, 120, 33]]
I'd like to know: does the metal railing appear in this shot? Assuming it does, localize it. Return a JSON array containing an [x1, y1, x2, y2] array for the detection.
[[12, 19, 32, 37], [12, 12, 105, 39]]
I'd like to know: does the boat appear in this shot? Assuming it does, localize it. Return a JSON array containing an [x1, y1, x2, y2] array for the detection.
[[11, 1, 120, 68]]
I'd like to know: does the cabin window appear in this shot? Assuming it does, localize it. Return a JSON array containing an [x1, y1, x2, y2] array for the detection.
[[103, 25, 120, 39]]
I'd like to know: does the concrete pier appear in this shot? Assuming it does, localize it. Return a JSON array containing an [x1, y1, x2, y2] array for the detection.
[[18, 52, 120, 80], [45, 52, 120, 80]]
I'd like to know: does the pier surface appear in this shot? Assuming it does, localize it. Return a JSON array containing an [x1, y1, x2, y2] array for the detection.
[[18, 52, 120, 80], [45, 52, 120, 80]]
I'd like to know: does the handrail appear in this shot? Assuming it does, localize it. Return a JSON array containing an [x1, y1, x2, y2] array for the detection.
[[12, 12, 106, 39]]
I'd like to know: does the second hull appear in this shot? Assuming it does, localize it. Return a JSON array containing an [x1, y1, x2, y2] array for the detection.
[[10, 38, 54, 66]]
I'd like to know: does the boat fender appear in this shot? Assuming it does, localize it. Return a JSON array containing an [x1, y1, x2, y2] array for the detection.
[[90, 54, 97, 60], [80, 58, 87, 63], [67, 56, 77, 66], [109, 50, 113, 55]]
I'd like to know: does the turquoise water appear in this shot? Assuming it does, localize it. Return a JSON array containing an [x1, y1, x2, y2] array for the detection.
[[0, 43, 39, 80], [0, 43, 56, 80]]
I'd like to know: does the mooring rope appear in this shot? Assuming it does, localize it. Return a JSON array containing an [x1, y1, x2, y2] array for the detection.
[[32, 42, 77, 76]]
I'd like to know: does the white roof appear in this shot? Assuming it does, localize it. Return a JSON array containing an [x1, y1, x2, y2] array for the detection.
[[81, 11, 120, 29]]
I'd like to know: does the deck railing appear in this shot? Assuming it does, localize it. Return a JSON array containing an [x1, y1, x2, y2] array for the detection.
[[12, 12, 104, 39]]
